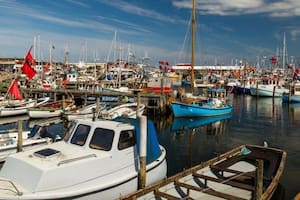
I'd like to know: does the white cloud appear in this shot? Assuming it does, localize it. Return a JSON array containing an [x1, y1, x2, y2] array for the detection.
[[173, 0, 300, 17], [65, 0, 90, 8]]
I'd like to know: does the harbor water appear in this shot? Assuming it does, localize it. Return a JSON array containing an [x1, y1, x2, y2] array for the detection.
[[0, 93, 299, 199], [152, 94, 299, 200]]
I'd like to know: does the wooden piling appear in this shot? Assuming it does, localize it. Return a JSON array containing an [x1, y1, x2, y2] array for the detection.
[[256, 81, 258, 98], [17, 120, 23, 152], [62, 95, 66, 110], [138, 116, 147, 189], [255, 159, 263, 200], [272, 86, 275, 102]]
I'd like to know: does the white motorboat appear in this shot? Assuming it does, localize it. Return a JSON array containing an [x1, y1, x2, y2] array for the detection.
[[28, 99, 74, 118], [0, 117, 167, 199]]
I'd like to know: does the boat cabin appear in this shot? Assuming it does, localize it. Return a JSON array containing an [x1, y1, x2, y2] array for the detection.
[[64, 119, 136, 151]]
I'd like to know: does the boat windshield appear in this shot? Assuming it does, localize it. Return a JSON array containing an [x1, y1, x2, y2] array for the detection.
[[71, 124, 91, 146], [89, 128, 114, 151]]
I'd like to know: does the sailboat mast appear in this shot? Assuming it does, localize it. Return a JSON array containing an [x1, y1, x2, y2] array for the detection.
[[282, 32, 286, 69], [191, 0, 196, 93]]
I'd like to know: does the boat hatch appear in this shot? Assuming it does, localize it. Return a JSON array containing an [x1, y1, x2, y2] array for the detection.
[[33, 148, 61, 159]]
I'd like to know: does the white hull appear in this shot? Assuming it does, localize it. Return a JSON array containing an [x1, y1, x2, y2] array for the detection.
[[100, 102, 145, 119], [250, 85, 289, 97], [65, 113, 93, 121], [28, 110, 63, 118], [64, 104, 98, 121], [0, 108, 28, 117], [0, 98, 49, 117]]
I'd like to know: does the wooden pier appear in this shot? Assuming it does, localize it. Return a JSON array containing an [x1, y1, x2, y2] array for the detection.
[[19, 88, 172, 115]]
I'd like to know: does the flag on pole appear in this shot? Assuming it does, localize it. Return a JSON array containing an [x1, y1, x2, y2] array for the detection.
[[25, 46, 35, 65], [22, 46, 36, 79], [22, 61, 36, 80], [8, 80, 22, 100]]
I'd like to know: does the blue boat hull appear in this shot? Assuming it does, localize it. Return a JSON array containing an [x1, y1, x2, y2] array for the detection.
[[234, 86, 251, 95], [171, 102, 233, 117]]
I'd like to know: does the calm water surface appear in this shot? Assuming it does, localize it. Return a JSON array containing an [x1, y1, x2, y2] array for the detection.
[[0, 94, 299, 199], [152, 94, 300, 200]]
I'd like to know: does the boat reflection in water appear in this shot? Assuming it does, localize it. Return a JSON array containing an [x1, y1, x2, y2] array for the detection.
[[287, 103, 300, 122], [171, 113, 232, 134]]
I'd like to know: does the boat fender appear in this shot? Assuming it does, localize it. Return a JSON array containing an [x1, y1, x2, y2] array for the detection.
[[239, 147, 251, 155]]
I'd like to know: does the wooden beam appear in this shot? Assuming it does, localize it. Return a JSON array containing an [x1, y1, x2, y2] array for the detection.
[[210, 164, 271, 181], [175, 181, 247, 200], [154, 190, 182, 200], [193, 172, 255, 191]]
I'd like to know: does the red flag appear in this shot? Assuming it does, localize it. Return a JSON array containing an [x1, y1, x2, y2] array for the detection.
[[8, 80, 22, 100], [270, 56, 277, 64], [22, 61, 36, 79], [25, 46, 35, 65]]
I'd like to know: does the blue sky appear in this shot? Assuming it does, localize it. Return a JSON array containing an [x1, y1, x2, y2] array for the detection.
[[0, 0, 300, 66]]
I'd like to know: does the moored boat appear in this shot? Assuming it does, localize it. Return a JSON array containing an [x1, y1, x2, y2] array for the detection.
[[120, 144, 286, 200], [172, 98, 232, 117], [63, 103, 100, 121], [146, 76, 172, 94], [100, 102, 145, 119], [0, 97, 49, 117], [282, 82, 300, 103], [28, 99, 74, 118], [250, 77, 289, 97]]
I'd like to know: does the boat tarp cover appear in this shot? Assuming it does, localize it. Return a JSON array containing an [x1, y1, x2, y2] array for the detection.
[[114, 117, 161, 164]]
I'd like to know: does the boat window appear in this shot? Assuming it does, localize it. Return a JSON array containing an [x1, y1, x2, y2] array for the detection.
[[89, 128, 114, 151], [70, 124, 90, 146], [118, 130, 136, 150]]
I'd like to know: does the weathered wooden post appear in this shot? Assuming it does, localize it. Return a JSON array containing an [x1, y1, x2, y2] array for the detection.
[[160, 78, 164, 95], [138, 115, 147, 189], [17, 120, 23, 152], [255, 159, 263, 200], [273, 85, 276, 98], [256, 81, 258, 98], [62, 95, 66, 110]]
